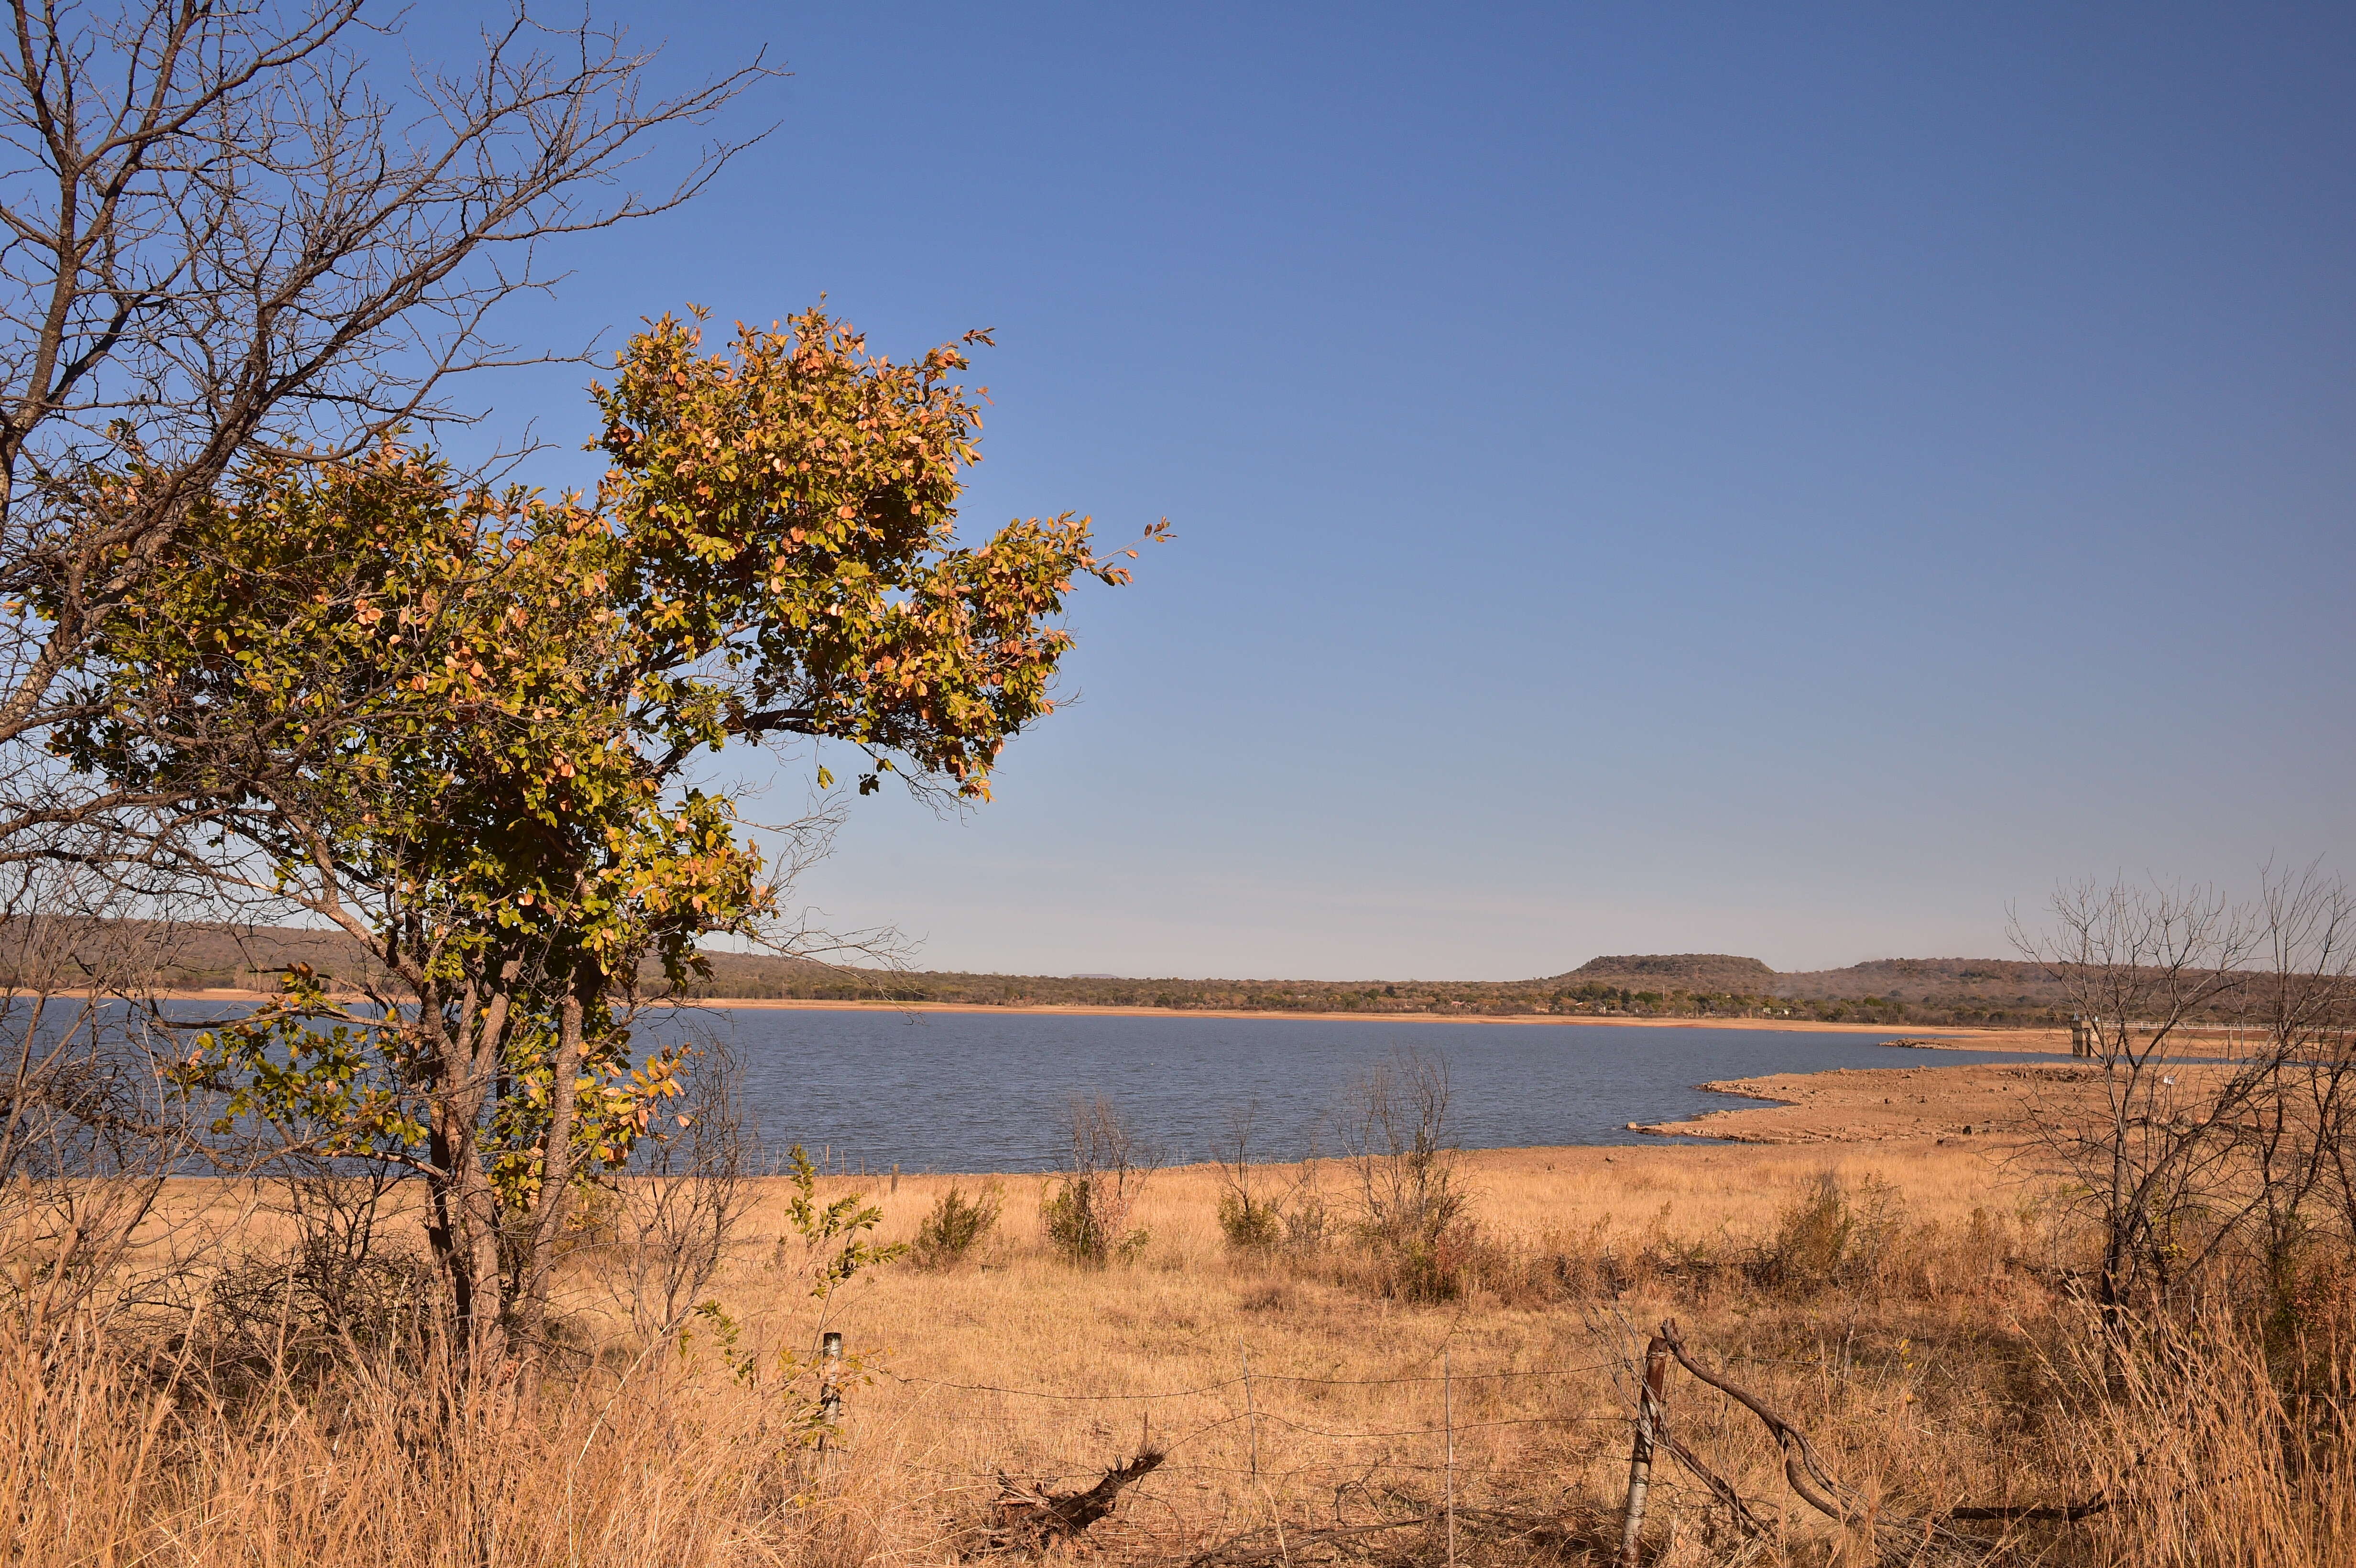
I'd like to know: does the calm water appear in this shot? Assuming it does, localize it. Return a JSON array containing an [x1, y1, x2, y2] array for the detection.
[[701, 1009, 2041, 1172]]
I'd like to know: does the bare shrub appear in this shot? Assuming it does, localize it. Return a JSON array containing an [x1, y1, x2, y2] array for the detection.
[[201, 1235, 437, 1397], [1339, 1049, 1474, 1300], [0, 866, 222, 1356], [598, 1034, 756, 1343], [910, 1184, 1001, 1270], [1041, 1094, 1153, 1266]]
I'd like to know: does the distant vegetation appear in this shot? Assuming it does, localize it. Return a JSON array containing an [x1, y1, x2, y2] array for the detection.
[[678, 949, 2076, 1027], [114, 925, 2082, 1028]]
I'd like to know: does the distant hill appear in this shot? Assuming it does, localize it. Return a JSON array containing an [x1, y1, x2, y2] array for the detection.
[[1552, 954, 1778, 991], [1771, 957, 2063, 1007], [1552, 952, 2071, 1011]]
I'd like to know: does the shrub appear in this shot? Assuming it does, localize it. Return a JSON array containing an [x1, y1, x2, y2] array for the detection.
[[911, 1184, 1001, 1270], [1753, 1170, 1905, 1291], [1216, 1191, 1284, 1251], [1041, 1095, 1153, 1267], [1041, 1174, 1149, 1266], [1342, 1050, 1474, 1301], [1211, 1102, 1324, 1258], [1283, 1192, 1331, 1252]]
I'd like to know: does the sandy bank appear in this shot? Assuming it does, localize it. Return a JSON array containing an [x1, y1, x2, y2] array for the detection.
[[129, 991, 2062, 1047], [1623, 1057, 2248, 1146]]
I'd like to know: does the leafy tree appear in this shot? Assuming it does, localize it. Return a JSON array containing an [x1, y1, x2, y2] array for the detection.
[[57, 306, 1163, 1371]]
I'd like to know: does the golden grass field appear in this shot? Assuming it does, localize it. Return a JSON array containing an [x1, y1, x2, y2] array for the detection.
[[7, 1060, 2349, 1567]]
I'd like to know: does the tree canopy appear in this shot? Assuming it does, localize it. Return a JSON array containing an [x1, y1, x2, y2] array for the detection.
[[56, 306, 1161, 1364]]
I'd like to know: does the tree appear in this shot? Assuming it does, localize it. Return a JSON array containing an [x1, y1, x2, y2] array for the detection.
[[2014, 870, 2356, 1324], [57, 305, 1163, 1374], [0, 3, 772, 1351]]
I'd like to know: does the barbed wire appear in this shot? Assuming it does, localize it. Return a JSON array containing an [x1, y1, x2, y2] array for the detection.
[[877, 1360, 1616, 1403], [1248, 1408, 1619, 1441], [1259, 1363, 1615, 1387], [879, 1371, 1244, 1401]]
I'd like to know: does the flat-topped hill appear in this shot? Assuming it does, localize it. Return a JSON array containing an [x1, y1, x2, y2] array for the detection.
[[1552, 953, 1779, 990]]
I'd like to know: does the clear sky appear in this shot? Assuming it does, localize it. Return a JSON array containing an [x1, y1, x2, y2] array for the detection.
[[417, 1, 2354, 979]]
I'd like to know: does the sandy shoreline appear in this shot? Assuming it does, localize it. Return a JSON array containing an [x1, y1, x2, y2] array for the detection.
[[131, 988, 2061, 1045], [1625, 1059, 2102, 1146]]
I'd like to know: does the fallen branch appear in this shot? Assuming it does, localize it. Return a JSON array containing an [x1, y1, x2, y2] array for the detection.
[[1658, 1318, 1859, 1524], [1945, 1498, 2112, 1523], [1658, 1318, 2118, 1538], [990, 1448, 1166, 1552]]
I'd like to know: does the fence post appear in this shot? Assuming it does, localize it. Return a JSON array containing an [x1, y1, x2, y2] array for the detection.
[[1241, 1349, 1258, 1483], [1443, 1346, 1457, 1568], [818, 1329, 844, 1455], [1618, 1332, 1671, 1567]]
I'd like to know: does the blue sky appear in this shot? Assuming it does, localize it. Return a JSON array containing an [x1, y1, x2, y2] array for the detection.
[[417, 2, 2354, 978]]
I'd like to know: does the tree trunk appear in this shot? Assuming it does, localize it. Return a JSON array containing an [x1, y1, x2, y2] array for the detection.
[[513, 987, 587, 1394]]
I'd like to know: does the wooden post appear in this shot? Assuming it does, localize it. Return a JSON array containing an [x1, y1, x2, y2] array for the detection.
[[1443, 1346, 1457, 1568], [891, 1162, 900, 1195], [818, 1329, 844, 1452], [1618, 1333, 1671, 1567]]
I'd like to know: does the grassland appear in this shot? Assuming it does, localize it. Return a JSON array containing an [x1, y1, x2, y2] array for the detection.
[[11, 1053, 2349, 1567]]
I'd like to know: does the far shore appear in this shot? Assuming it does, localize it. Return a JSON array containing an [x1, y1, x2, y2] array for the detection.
[[142, 986, 2071, 1052]]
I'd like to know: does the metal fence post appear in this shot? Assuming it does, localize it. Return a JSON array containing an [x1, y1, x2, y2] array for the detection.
[[818, 1329, 844, 1456]]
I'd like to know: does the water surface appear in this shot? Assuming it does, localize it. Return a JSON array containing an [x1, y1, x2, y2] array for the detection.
[[709, 1009, 2040, 1172]]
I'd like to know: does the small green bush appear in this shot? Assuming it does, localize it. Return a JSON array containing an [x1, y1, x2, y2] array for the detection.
[[910, 1184, 1000, 1270], [1216, 1191, 1284, 1251]]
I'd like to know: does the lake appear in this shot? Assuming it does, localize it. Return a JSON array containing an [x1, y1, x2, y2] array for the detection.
[[703, 1008, 2040, 1173]]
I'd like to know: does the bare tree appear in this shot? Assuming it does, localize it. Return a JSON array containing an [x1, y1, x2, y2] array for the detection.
[[0, 0, 772, 857], [2234, 869, 2356, 1303], [2014, 870, 2356, 1322]]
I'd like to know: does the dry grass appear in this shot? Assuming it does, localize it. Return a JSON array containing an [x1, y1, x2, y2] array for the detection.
[[725, 1147, 2046, 1559], [7, 1141, 2351, 1566]]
